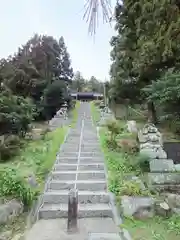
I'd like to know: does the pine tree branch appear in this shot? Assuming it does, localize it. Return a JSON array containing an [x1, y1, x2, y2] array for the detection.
[[83, 0, 113, 35]]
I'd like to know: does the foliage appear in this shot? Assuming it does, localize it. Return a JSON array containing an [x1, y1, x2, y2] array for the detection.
[[0, 34, 73, 121], [130, 154, 150, 172], [144, 70, 180, 126], [109, 0, 180, 123], [0, 135, 21, 161], [71, 71, 104, 93], [0, 168, 37, 207], [123, 216, 180, 240], [119, 180, 150, 197], [42, 80, 68, 120], [105, 119, 120, 141], [117, 139, 139, 155], [0, 90, 35, 136]]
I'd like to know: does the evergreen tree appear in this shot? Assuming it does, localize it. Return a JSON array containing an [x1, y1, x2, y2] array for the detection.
[[110, 0, 180, 122], [58, 37, 73, 82]]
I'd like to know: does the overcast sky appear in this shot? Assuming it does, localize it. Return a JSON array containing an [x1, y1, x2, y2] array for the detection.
[[0, 0, 116, 81]]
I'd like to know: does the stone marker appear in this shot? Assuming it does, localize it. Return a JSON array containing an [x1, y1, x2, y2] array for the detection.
[[67, 188, 78, 233]]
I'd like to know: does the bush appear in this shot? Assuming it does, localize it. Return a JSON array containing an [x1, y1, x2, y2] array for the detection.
[[0, 168, 38, 207], [0, 135, 21, 161], [42, 80, 69, 120], [131, 154, 150, 172], [117, 139, 139, 154], [106, 119, 121, 141], [0, 91, 35, 137], [119, 180, 150, 196], [93, 100, 101, 107]]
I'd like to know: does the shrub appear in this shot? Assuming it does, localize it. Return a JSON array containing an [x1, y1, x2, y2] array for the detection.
[[0, 91, 35, 137], [117, 139, 139, 154], [42, 80, 69, 120], [106, 119, 121, 141], [119, 180, 150, 196], [0, 168, 38, 207], [131, 154, 150, 172], [0, 135, 21, 161], [93, 100, 101, 107]]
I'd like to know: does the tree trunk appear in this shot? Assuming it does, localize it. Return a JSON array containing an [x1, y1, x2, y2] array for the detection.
[[147, 101, 157, 124]]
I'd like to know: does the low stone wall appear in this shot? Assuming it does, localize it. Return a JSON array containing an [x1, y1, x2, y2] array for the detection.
[[120, 122, 180, 220], [138, 124, 180, 188]]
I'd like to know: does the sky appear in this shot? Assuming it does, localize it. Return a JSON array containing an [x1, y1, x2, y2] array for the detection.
[[0, 0, 116, 81]]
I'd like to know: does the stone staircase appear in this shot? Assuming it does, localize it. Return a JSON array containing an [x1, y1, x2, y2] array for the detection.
[[23, 103, 130, 240], [38, 104, 112, 220]]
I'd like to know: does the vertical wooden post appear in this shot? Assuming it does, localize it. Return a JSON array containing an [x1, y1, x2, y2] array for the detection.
[[67, 188, 78, 233]]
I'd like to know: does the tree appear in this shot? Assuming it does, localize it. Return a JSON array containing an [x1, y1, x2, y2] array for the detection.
[[42, 80, 68, 119], [110, 0, 180, 123], [88, 76, 102, 92], [0, 33, 73, 120], [58, 37, 73, 82], [71, 71, 85, 92]]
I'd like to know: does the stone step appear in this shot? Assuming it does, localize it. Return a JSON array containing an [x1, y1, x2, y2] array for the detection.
[[80, 157, 104, 163], [56, 157, 78, 164], [51, 170, 106, 180], [54, 163, 104, 171], [58, 152, 78, 157], [56, 157, 104, 164], [80, 149, 102, 153], [80, 152, 103, 158], [81, 144, 99, 147], [150, 184, 180, 193], [149, 159, 175, 172], [43, 190, 109, 204], [39, 203, 112, 219], [61, 147, 79, 152], [148, 172, 180, 185], [88, 233, 122, 240], [49, 179, 107, 191]]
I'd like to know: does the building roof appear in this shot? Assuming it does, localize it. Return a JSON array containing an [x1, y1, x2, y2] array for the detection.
[[71, 92, 103, 97]]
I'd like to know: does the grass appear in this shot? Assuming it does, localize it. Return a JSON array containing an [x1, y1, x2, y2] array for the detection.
[[0, 125, 68, 191], [91, 102, 180, 240], [71, 101, 80, 127], [90, 101, 101, 125], [123, 216, 180, 240]]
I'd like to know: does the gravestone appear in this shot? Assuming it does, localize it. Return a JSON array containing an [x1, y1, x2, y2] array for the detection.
[[163, 142, 180, 164]]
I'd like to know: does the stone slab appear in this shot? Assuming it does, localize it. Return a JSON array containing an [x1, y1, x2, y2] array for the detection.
[[140, 148, 167, 159], [80, 152, 103, 158], [80, 157, 104, 163], [88, 233, 121, 240], [49, 180, 106, 191], [43, 190, 109, 204], [121, 196, 154, 217], [25, 218, 118, 240], [39, 203, 112, 219], [148, 172, 180, 185], [150, 159, 175, 172]]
